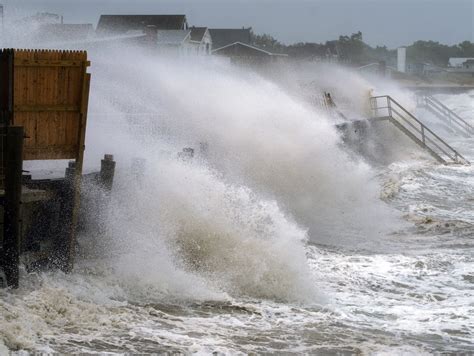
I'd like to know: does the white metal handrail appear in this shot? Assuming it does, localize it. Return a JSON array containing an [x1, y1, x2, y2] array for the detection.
[[371, 95, 469, 165], [422, 96, 474, 135]]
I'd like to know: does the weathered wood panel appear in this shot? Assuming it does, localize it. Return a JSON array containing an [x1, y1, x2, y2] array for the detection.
[[11, 49, 90, 161]]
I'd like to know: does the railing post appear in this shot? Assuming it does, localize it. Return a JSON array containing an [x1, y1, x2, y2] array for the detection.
[[371, 97, 377, 118], [387, 96, 392, 118]]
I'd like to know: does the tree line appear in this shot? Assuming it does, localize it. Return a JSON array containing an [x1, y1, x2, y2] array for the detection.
[[250, 30, 474, 67]]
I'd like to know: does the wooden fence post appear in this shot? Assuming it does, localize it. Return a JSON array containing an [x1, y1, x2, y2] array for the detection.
[[99, 154, 116, 193], [2, 126, 23, 288]]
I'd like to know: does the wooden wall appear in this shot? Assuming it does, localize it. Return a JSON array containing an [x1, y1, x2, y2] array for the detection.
[[12, 49, 90, 161]]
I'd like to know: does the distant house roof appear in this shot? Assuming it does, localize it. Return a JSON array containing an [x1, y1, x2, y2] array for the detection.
[[213, 41, 288, 58], [37, 23, 94, 42], [189, 27, 208, 42], [97, 15, 187, 35], [209, 28, 251, 50], [448, 57, 474, 67], [157, 30, 191, 45]]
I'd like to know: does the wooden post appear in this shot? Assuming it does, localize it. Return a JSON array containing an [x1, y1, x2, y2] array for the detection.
[[55, 160, 76, 271], [2, 126, 23, 288], [65, 160, 76, 180], [99, 154, 116, 193], [96, 154, 116, 235], [61, 67, 91, 272]]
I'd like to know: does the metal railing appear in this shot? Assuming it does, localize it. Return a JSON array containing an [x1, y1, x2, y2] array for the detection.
[[417, 95, 474, 136], [371, 95, 469, 165]]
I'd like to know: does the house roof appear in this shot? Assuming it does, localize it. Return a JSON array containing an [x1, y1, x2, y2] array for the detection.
[[190, 27, 208, 42], [208, 28, 251, 49], [449, 57, 474, 67], [213, 42, 288, 57], [97, 15, 187, 35], [157, 30, 191, 45]]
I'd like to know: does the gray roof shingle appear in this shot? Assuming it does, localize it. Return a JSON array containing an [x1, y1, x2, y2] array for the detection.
[[97, 15, 187, 35], [190, 27, 208, 42], [208, 28, 251, 50]]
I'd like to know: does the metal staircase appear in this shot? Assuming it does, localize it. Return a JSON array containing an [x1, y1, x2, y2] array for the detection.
[[417, 95, 474, 136], [370, 95, 469, 165]]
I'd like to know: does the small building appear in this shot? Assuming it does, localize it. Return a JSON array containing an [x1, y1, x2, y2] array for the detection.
[[447, 57, 474, 74], [96, 15, 188, 36], [212, 41, 287, 65], [208, 28, 251, 50], [189, 27, 212, 55], [448, 57, 474, 68], [464, 59, 474, 70]]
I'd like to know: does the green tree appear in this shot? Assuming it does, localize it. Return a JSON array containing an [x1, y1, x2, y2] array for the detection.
[[336, 31, 367, 63], [250, 31, 285, 53]]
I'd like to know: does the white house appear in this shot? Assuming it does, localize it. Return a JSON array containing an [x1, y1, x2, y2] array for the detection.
[[189, 27, 212, 55]]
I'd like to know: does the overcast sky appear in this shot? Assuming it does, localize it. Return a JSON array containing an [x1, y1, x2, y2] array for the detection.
[[2, 0, 473, 48]]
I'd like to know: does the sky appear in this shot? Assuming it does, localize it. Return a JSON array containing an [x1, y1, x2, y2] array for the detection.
[[1, 0, 473, 48]]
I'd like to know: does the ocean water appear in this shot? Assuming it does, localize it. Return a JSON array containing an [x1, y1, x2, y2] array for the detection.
[[1, 50, 473, 354]]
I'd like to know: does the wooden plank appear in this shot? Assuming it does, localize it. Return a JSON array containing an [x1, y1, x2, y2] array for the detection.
[[14, 59, 91, 67], [76, 72, 91, 163], [14, 105, 80, 112], [11, 49, 89, 161], [22, 145, 77, 160]]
